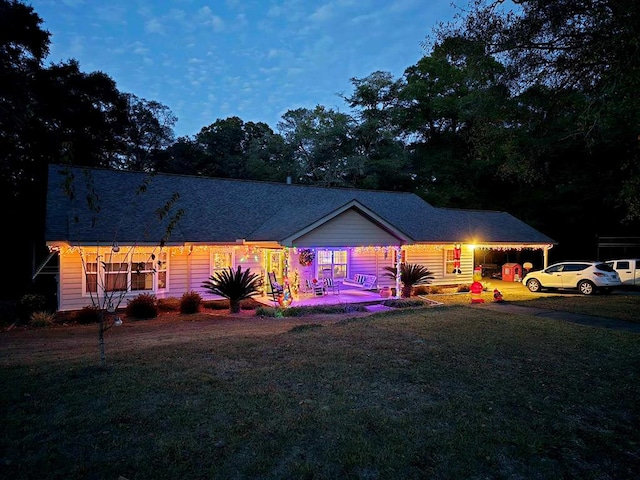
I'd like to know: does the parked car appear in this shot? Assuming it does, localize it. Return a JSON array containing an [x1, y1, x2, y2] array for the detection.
[[604, 259, 640, 286], [522, 261, 622, 295]]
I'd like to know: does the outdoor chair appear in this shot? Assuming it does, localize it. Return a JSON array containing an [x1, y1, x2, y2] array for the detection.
[[305, 278, 325, 296], [268, 271, 284, 302], [323, 277, 340, 294]]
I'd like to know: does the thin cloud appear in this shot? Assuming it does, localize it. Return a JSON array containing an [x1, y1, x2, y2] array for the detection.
[[198, 6, 224, 31]]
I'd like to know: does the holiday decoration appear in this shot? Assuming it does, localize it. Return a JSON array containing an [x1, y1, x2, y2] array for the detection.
[[452, 243, 462, 274], [493, 288, 504, 303], [278, 279, 293, 307], [470, 281, 485, 303], [298, 249, 315, 266]]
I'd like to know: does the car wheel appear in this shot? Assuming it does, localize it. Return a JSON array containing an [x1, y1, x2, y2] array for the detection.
[[526, 278, 541, 293], [578, 280, 595, 295]]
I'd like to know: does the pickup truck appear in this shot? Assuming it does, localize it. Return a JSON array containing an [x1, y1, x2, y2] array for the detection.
[[604, 259, 640, 286]]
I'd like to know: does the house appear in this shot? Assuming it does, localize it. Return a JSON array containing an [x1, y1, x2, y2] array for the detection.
[[44, 164, 556, 311]]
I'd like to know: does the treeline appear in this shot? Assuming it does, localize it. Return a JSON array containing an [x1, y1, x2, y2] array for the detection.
[[2, 0, 639, 300]]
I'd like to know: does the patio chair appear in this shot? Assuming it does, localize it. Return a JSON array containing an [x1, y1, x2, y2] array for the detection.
[[324, 277, 340, 294], [305, 278, 325, 296], [268, 271, 284, 302]]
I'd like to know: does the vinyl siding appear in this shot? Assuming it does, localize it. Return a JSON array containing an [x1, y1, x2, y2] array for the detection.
[[292, 209, 402, 247], [406, 247, 474, 285]]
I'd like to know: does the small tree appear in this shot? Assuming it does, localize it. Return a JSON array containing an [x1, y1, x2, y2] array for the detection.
[[62, 166, 183, 367], [383, 263, 434, 298], [202, 266, 262, 313]]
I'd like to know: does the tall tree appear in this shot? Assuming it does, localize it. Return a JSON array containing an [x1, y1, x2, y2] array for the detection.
[[342, 71, 413, 191], [398, 36, 512, 208], [115, 94, 177, 172], [436, 0, 640, 223], [277, 106, 360, 187]]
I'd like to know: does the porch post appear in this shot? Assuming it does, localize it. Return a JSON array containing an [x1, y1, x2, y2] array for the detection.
[[395, 246, 401, 298], [543, 246, 549, 268]]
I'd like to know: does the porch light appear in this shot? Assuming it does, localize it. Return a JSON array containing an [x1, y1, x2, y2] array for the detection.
[[112, 242, 120, 253]]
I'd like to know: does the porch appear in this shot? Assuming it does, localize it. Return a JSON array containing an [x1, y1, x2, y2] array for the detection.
[[255, 285, 385, 308]]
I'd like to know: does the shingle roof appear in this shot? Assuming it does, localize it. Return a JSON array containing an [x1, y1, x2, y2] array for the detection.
[[45, 164, 556, 246]]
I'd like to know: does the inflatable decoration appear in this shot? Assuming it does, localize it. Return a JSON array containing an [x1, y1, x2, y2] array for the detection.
[[493, 288, 504, 303], [470, 281, 485, 304]]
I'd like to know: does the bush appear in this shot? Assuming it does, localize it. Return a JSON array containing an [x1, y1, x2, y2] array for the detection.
[[126, 293, 158, 319], [201, 266, 262, 313], [180, 291, 202, 314], [72, 306, 101, 324], [17, 294, 47, 323], [457, 284, 471, 292], [428, 285, 444, 294], [29, 311, 56, 328], [157, 297, 181, 312], [256, 304, 367, 317], [382, 298, 427, 308]]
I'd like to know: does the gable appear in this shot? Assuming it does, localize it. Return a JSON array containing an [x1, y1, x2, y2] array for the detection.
[[288, 208, 405, 247]]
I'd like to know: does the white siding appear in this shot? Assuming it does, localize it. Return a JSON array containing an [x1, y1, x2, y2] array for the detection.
[[293, 209, 402, 247], [348, 250, 394, 287], [406, 247, 474, 285]]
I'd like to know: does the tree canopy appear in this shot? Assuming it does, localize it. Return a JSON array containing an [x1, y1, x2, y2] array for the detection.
[[3, 0, 639, 302]]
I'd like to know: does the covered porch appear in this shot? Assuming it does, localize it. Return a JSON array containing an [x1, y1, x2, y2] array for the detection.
[[255, 284, 385, 308]]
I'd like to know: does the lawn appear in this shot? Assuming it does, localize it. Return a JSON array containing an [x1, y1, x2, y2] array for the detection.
[[2, 300, 640, 479]]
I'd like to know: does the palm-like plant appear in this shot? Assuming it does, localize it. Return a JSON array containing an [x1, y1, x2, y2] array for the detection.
[[202, 266, 262, 313], [383, 263, 434, 298]]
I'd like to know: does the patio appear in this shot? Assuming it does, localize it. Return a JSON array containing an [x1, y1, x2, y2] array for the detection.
[[256, 285, 385, 308]]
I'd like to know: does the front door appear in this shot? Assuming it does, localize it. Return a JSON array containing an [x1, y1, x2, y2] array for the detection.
[[265, 250, 283, 282]]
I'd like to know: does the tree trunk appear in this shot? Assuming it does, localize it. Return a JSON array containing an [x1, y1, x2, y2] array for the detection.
[[98, 310, 106, 367], [230, 300, 241, 314], [401, 285, 412, 298]]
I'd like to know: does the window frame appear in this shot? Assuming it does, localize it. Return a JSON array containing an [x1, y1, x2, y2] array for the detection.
[[82, 250, 168, 296], [317, 249, 348, 280], [210, 250, 235, 277]]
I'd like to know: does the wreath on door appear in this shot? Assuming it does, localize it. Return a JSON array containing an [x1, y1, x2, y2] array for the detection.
[[298, 249, 315, 266]]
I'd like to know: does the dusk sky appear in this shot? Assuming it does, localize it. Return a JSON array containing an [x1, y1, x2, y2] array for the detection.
[[29, 0, 461, 137]]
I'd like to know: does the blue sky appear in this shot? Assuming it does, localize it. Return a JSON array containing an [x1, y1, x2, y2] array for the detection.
[[28, 0, 460, 138]]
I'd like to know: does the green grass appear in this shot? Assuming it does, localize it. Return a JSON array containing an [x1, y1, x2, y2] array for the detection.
[[2, 305, 640, 479], [427, 291, 640, 323], [510, 294, 640, 323]]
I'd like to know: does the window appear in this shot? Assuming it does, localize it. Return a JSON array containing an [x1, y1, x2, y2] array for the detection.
[[317, 249, 347, 279], [84, 251, 167, 294], [211, 251, 233, 275], [444, 249, 457, 274]]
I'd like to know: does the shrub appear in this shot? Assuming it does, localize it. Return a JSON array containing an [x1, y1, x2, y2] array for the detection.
[[382, 298, 427, 308], [125, 293, 158, 319], [17, 294, 47, 323], [383, 263, 434, 298], [180, 291, 202, 314], [202, 266, 262, 314], [72, 306, 101, 324], [29, 311, 56, 328], [202, 300, 229, 310], [256, 304, 367, 318], [157, 297, 181, 312], [428, 285, 444, 294], [457, 284, 471, 292]]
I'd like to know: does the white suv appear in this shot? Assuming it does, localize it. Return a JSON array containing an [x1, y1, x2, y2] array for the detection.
[[522, 261, 622, 295]]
